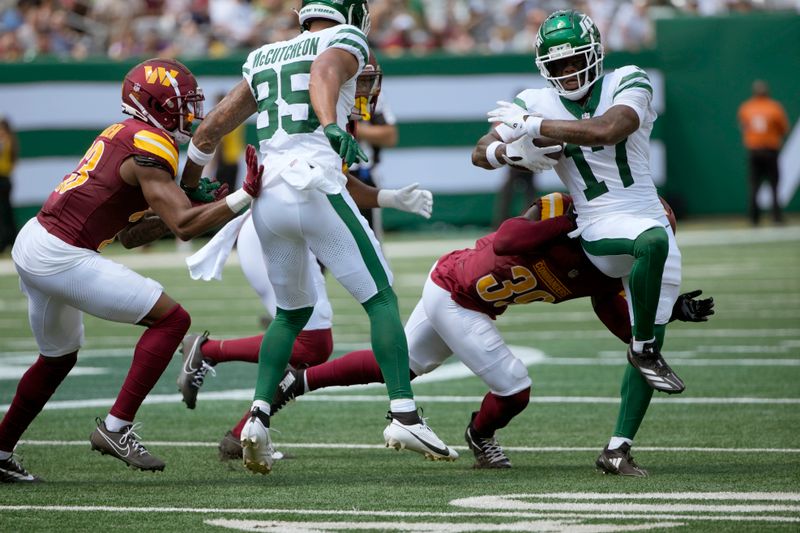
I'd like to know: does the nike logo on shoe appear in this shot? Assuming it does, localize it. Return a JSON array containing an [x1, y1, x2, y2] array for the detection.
[[404, 426, 453, 458]]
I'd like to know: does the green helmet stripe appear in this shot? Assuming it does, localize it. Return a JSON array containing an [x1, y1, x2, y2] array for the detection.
[[329, 37, 369, 64], [613, 81, 653, 99]]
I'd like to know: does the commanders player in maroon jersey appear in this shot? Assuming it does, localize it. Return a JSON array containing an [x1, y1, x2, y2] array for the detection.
[[0, 58, 264, 483], [260, 193, 712, 473]]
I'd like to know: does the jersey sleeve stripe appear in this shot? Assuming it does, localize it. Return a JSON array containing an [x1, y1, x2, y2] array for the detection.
[[613, 81, 653, 99], [619, 71, 650, 85], [513, 97, 527, 109], [328, 37, 369, 64], [335, 27, 368, 43], [133, 132, 178, 174]]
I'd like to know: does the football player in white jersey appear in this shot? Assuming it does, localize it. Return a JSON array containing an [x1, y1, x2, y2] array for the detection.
[[180, 0, 456, 474], [474, 9, 685, 476]]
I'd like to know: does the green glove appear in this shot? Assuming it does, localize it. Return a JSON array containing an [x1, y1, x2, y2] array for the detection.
[[181, 177, 221, 203], [323, 123, 368, 168]]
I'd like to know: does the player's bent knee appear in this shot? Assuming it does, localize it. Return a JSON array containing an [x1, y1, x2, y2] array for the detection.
[[481, 356, 532, 397], [151, 304, 191, 337], [634, 227, 669, 261]]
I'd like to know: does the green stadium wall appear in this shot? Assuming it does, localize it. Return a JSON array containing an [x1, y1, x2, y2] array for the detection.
[[1, 13, 797, 231]]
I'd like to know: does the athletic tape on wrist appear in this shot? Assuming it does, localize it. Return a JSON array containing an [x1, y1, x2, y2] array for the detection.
[[486, 140, 503, 168], [187, 140, 215, 167], [225, 188, 253, 213], [524, 116, 543, 138], [376, 188, 395, 208]]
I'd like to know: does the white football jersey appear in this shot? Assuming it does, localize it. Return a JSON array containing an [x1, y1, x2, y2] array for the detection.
[[513, 66, 663, 225], [242, 25, 369, 187]]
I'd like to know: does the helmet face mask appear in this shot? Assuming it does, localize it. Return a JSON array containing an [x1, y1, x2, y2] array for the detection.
[[298, 0, 371, 34], [121, 58, 204, 144], [535, 10, 604, 101], [351, 64, 382, 121]]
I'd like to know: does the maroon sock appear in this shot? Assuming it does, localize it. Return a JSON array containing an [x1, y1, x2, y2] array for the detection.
[[0, 352, 77, 452], [289, 329, 333, 368], [471, 388, 531, 438], [231, 409, 250, 439], [226, 330, 333, 439], [306, 349, 385, 391], [109, 304, 190, 422], [202, 335, 261, 364]]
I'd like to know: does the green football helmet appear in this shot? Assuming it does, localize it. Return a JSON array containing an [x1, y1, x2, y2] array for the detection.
[[298, 0, 371, 34], [534, 10, 604, 101]]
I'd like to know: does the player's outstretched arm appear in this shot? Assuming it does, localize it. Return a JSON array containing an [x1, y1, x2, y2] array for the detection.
[[181, 80, 257, 190], [345, 174, 432, 219], [132, 145, 263, 240]]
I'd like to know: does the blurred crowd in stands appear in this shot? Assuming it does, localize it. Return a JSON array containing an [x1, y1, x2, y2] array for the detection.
[[0, 0, 797, 62]]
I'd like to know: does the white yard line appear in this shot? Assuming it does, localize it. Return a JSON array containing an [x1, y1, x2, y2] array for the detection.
[[15, 440, 800, 454], [3, 391, 800, 413]]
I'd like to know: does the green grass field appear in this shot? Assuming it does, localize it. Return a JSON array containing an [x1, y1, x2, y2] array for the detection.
[[1, 222, 799, 532]]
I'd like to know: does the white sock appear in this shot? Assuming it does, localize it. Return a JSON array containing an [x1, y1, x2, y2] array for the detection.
[[390, 398, 416, 413], [104, 414, 132, 432], [632, 337, 655, 352], [0, 450, 12, 460], [608, 437, 633, 450], [251, 400, 271, 416]]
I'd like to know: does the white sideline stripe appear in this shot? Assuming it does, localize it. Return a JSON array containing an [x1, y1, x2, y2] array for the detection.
[[4, 393, 800, 413], [0, 505, 797, 524], [16, 440, 800, 454]]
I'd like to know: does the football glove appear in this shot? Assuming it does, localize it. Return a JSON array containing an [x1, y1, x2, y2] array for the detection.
[[502, 136, 560, 172], [182, 177, 226, 203], [377, 183, 433, 219], [670, 290, 715, 322], [487, 101, 543, 138], [242, 144, 264, 198], [324, 124, 368, 168]]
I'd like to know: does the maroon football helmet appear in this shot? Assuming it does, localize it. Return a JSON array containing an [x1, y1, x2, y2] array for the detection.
[[351, 53, 382, 121], [121, 58, 204, 144]]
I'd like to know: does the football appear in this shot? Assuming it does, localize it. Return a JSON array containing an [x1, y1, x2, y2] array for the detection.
[[533, 136, 565, 160]]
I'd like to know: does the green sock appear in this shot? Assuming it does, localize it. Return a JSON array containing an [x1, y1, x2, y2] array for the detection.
[[629, 227, 669, 341], [614, 324, 666, 438], [253, 306, 313, 404], [362, 287, 413, 401]]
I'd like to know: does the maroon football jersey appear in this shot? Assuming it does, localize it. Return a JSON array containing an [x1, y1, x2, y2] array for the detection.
[[38, 118, 179, 251], [431, 215, 625, 321]]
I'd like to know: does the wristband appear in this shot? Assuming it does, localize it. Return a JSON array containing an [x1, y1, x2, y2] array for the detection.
[[187, 139, 215, 167], [376, 189, 396, 209], [524, 116, 543, 138], [485, 140, 503, 168], [225, 188, 253, 213]]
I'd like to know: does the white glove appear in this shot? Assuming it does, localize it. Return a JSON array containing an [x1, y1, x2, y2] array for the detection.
[[502, 136, 560, 172], [487, 100, 543, 138], [377, 183, 433, 219]]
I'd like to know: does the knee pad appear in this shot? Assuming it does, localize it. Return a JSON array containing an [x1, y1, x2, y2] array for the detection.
[[633, 227, 669, 262], [480, 354, 532, 397]]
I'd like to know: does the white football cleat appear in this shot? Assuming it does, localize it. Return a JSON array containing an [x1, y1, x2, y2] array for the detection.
[[383, 412, 458, 462], [240, 408, 274, 475]]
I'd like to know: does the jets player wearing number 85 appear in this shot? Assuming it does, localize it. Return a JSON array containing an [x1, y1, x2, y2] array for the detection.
[[182, 0, 456, 475], [478, 10, 685, 472]]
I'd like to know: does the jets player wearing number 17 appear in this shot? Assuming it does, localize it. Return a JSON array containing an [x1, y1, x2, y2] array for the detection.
[[182, 0, 456, 475], [482, 9, 685, 468]]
